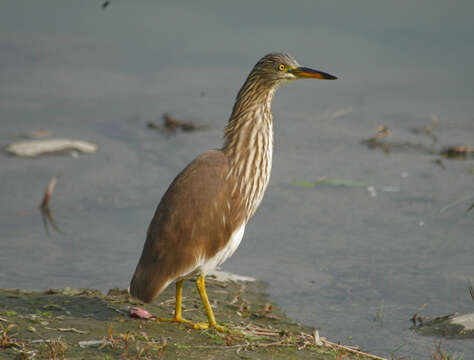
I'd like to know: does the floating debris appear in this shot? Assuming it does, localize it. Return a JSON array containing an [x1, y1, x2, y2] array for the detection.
[[163, 113, 197, 132], [146, 121, 159, 129], [414, 287, 474, 338], [147, 113, 200, 133], [40, 176, 57, 210], [361, 126, 391, 153], [366, 125, 390, 143], [415, 313, 474, 338], [411, 303, 427, 327], [39, 175, 61, 234], [362, 125, 473, 161], [5, 139, 98, 158], [440, 146, 474, 159], [293, 177, 366, 188], [410, 124, 438, 145]]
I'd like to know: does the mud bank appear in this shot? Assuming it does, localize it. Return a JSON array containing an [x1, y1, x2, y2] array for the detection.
[[0, 276, 384, 359]]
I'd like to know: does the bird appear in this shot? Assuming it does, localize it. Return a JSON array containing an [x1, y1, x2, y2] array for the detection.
[[130, 52, 337, 331]]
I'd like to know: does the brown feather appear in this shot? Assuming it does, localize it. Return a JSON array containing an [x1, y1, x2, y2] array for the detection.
[[129, 53, 308, 304], [130, 150, 245, 303]]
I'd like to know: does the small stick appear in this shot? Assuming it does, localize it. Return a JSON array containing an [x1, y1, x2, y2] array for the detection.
[[364, 126, 390, 145], [40, 176, 57, 209], [44, 327, 88, 334], [411, 303, 427, 326], [321, 338, 388, 360], [39, 175, 62, 234], [469, 281, 474, 302]]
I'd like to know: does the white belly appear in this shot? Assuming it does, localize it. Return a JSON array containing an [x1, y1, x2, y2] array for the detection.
[[198, 223, 246, 275]]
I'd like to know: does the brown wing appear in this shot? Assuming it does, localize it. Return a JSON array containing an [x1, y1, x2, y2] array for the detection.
[[130, 150, 245, 303]]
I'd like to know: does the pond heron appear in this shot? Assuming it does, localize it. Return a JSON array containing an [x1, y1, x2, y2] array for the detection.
[[130, 53, 337, 331]]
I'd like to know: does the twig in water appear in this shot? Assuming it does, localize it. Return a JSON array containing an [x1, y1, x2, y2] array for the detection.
[[40, 176, 57, 210], [441, 145, 474, 159], [162, 113, 197, 132], [411, 303, 427, 326], [41, 207, 61, 234], [361, 126, 391, 153], [469, 282, 474, 302], [39, 175, 62, 234]]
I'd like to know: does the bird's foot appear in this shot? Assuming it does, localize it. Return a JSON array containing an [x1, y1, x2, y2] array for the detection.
[[156, 317, 226, 332], [193, 321, 227, 332], [156, 316, 193, 325]]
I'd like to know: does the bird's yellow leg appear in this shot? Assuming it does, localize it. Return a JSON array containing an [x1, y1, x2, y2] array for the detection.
[[193, 275, 226, 332], [156, 280, 192, 324]]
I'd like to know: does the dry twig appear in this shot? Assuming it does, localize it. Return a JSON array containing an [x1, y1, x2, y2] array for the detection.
[[44, 327, 88, 334]]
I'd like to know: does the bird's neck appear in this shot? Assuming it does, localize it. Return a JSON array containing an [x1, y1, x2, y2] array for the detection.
[[222, 76, 277, 220]]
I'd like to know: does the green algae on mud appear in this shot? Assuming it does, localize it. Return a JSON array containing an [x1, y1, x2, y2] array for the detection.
[[0, 278, 382, 359]]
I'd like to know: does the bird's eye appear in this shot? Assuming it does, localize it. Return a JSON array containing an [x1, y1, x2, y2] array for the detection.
[[278, 64, 286, 71]]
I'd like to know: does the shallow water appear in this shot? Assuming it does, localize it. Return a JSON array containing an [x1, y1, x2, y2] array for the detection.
[[1, 1, 473, 357]]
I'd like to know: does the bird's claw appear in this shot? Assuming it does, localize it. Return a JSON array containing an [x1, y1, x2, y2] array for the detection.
[[193, 322, 227, 332]]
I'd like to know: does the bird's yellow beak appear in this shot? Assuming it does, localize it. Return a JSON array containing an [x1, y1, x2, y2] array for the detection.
[[290, 67, 337, 80]]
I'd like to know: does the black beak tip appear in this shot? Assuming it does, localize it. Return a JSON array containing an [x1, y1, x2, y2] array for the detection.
[[295, 67, 338, 80], [320, 71, 338, 80]]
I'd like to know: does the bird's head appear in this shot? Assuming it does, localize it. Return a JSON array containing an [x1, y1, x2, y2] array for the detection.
[[252, 52, 337, 84]]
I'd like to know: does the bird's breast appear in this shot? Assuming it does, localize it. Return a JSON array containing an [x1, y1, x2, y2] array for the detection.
[[197, 223, 246, 275]]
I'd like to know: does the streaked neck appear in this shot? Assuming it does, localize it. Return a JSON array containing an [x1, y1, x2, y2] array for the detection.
[[222, 75, 278, 220]]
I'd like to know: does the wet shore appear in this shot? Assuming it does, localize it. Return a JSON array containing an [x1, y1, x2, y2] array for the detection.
[[0, 275, 384, 359]]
